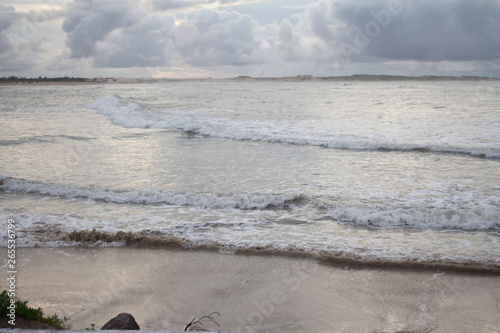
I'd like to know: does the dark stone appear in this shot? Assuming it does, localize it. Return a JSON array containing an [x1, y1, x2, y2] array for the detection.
[[101, 313, 140, 330]]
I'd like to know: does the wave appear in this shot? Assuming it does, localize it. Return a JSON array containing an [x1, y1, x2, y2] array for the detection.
[[2, 179, 498, 234], [88, 230, 500, 273], [88, 95, 500, 159], [0, 135, 94, 146], [0, 175, 303, 210], [325, 203, 500, 231], [7, 227, 500, 273], [2, 175, 498, 230], [0, 139, 27, 146]]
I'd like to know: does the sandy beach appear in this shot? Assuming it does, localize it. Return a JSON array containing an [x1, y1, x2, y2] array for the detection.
[[1, 247, 498, 332]]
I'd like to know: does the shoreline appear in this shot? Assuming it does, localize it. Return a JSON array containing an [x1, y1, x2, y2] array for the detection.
[[1, 74, 499, 86], [63, 229, 500, 274], [1, 247, 499, 332]]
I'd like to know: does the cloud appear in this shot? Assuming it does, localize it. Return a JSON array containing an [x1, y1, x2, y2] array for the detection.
[[0, 4, 42, 71], [62, 0, 145, 58], [150, 0, 260, 11], [306, 0, 500, 63], [381, 0, 500, 62], [151, 0, 217, 11], [0, 4, 20, 31], [93, 14, 177, 67], [0, 4, 21, 55], [3, 0, 499, 76], [174, 9, 259, 66], [64, 2, 264, 68]]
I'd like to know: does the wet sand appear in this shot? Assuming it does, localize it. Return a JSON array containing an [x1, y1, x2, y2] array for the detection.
[[1, 247, 499, 332]]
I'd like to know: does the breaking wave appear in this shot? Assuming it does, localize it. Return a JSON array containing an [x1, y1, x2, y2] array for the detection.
[[3, 226, 500, 273], [1, 175, 498, 231], [0, 175, 303, 210], [88, 95, 500, 159]]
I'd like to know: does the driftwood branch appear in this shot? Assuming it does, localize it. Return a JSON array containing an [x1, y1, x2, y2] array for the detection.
[[184, 312, 221, 331]]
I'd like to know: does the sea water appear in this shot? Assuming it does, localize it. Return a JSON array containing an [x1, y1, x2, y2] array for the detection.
[[1, 81, 499, 270]]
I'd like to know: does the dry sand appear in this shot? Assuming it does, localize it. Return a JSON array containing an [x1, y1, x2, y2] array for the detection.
[[1, 247, 499, 332]]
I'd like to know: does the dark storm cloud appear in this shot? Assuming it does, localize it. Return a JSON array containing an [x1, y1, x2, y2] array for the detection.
[[381, 0, 500, 61], [307, 0, 500, 62]]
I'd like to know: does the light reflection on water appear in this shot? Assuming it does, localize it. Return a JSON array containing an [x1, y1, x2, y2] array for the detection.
[[0, 81, 498, 268]]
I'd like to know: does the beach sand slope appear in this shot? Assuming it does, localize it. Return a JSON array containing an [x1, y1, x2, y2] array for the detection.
[[1, 248, 499, 332]]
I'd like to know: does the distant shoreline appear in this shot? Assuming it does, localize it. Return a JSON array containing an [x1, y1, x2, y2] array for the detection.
[[226, 74, 500, 82], [1, 74, 498, 85]]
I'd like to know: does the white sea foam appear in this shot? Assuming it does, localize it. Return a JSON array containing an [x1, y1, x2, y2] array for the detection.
[[2, 175, 498, 230], [326, 203, 500, 230], [0, 209, 498, 271], [0, 175, 302, 210], [88, 95, 500, 158]]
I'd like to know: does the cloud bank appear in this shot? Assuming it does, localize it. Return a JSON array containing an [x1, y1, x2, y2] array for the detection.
[[2, 0, 499, 76]]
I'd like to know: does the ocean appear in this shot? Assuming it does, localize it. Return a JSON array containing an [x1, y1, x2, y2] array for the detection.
[[1, 80, 499, 271]]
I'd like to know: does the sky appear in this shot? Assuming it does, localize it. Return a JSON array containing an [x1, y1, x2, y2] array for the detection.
[[1, 0, 499, 78]]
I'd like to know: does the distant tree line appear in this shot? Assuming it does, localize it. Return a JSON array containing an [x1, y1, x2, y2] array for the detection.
[[0, 76, 88, 83]]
